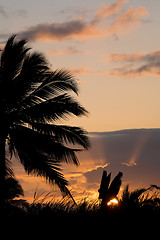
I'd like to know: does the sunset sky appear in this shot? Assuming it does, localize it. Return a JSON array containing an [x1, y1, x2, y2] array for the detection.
[[1, 0, 160, 201]]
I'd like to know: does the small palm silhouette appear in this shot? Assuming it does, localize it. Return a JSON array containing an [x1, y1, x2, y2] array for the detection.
[[98, 171, 123, 206], [0, 35, 90, 203], [3, 159, 24, 204]]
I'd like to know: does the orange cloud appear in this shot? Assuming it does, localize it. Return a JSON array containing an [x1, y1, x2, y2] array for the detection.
[[70, 66, 89, 75], [46, 46, 82, 56], [69, 66, 108, 77], [110, 52, 146, 62], [20, 19, 102, 42], [17, 0, 148, 42], [109, 50, 160, 77], [107, 6, 148, 35], [110, 66, 160, 77], [95, 0, 128, 19]]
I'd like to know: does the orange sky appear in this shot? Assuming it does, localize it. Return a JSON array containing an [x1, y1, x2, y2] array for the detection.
[[1, 0, 160, 202], [1, 0, 160, 132]]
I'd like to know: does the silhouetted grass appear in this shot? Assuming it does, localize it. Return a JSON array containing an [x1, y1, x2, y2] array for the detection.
[[1, 185, 160, 218]]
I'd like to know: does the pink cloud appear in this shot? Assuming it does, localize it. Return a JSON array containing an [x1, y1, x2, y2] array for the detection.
[[109, 50, 160, 77], [70, 66, 89, 75], [110, 52, 146, 62], [95, 0, 128, 19], [46, 46, 82, 56], [69, 66, 108, 77], [17, 0, 148, 42], [20, 18, 102, 42], [107, 6, 148, 35]]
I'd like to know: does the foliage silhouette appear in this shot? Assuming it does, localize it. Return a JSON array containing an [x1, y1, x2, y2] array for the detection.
[[119, 184, 160, 211], [3, 184, 160, 217], [120, 184, 147, 208], [4, 159, 24, 203], [0, 35, 90, 204], [98, 171, 123, 207]]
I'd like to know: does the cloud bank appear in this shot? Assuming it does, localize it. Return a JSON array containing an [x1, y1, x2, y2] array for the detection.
[[64, 129, 160, 199], [14, 128, 160, 201]]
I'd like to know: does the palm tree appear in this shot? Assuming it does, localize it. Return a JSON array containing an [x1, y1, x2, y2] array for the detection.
[[98, 171, 123, 207], [2, 158, 24, 204], [0, 35, 90, 203], [120, 185, 148, 209]]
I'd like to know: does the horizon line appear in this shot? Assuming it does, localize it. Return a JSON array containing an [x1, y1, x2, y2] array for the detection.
[[89, 127, 160, 134]]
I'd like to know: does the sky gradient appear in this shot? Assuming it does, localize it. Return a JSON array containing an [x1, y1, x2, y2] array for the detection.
[[1, 0, 160, 132], [1, 0, 160, 201]]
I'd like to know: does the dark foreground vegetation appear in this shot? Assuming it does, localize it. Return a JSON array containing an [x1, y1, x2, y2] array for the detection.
[[2, 185, 160, 218]]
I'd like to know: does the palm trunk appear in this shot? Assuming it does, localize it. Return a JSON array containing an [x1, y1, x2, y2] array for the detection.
[[0, 136, 6, 205], [0, 107, 8, 205]]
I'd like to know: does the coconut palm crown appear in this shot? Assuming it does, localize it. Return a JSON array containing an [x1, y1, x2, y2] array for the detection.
[[0, 35, 90, 201]]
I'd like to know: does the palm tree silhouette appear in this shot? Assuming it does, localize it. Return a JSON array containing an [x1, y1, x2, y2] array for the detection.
[[98, 171, 123, 207], [0, 35, 90, 204], [3, 158, 24, 204]]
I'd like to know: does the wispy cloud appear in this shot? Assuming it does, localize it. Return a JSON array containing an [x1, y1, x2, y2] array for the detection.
[[46, 46, 83, 56], [14, 9, 27, 18], [69, 66, 108, 77], [14, 0, 148, 42], [109, 50, 160, 77], [107, 6, 148, 35], [0, 5, 27, 18], [95, 0, 128, 20], [0, 5, 7, 17], [70, 66, 89, 75]]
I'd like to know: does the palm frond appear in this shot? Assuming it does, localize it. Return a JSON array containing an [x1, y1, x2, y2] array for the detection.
[[13, 52, 49, 96], [3, 157, 24, 201], [31, 69, 79, 99], [6, 56, 78, 114], [121, 185, 130, 203], [5, 157, 14, 178], [108, 172, 123, 196], [5, 52, 50, 112], [9, 127, 74, 199], [0, 35, 30, 99], [99, 171, 123, 205], [28, 122, 90, 149], [98, 171, 111, 199], [17, 93, 88, 123], [130, 188, 147, 201], [9, 124, 80, 165], [5, 177, 24, 201], [120, 185, 148, 208]]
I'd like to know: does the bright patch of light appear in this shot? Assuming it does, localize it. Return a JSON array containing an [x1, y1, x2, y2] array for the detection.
[[107, 198, 118, 206]]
